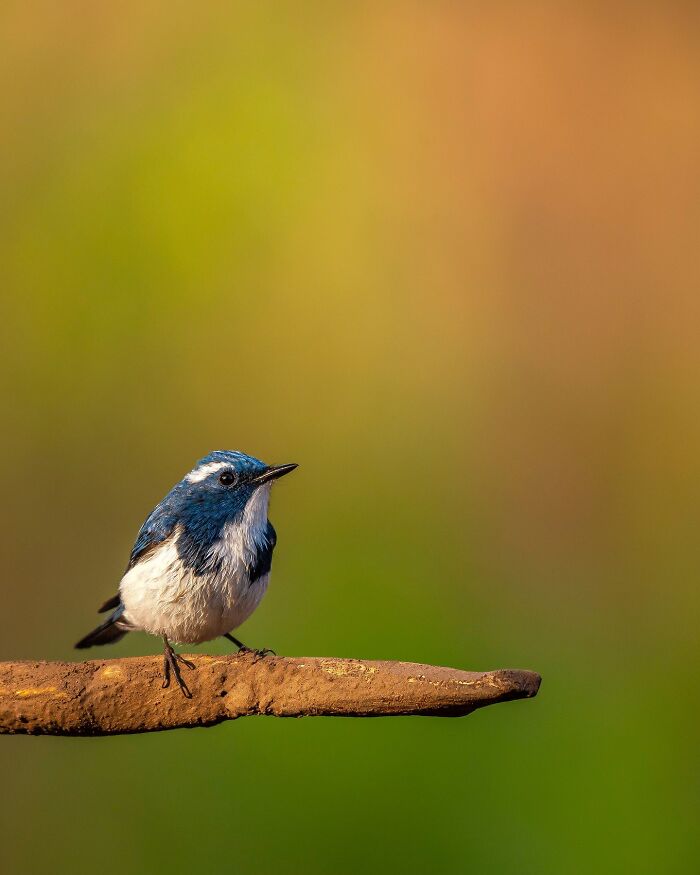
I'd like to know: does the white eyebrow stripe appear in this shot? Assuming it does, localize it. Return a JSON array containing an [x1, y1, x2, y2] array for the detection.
[[185, 461, 231, 483]]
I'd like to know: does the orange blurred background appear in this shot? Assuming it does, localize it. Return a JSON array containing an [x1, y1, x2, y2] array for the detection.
[[1, 4, 698, 872]]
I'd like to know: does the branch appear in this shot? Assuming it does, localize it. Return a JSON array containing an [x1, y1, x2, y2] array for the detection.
[[0, 653, 541, 736]]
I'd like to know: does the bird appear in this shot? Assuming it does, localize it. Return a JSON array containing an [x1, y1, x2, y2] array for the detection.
[[75, 450, 297, 696]]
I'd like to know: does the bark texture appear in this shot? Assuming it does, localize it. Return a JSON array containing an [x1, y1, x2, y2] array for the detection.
[[0, 653, 541, 736]]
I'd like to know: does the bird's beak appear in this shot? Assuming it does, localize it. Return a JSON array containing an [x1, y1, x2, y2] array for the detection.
[[252, 463, 298, 485]]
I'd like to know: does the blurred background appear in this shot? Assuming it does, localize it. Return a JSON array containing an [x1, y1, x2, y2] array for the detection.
[[1, 2, 698, 872]]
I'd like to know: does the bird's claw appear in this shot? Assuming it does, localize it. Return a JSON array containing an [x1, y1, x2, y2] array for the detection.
[[176, 654, 196, 671], [237, 646, 276, 663], [162, 644, 195, 698]]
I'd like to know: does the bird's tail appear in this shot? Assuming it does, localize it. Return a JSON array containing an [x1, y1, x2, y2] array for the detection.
[[75, 606, 129, 649]]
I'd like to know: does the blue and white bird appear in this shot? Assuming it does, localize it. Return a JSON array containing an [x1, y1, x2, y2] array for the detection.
[[76, 450, 297, 696]]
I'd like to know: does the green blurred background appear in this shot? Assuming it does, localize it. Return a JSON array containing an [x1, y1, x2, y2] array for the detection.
[[1, 2, 698, 872]]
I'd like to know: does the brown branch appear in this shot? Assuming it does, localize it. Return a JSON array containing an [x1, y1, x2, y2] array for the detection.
[[0, 653, 541, 736]]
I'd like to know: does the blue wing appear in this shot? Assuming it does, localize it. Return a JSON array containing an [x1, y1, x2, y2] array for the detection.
[[127, 504, 178, 570], [93, 498, 179, 615]]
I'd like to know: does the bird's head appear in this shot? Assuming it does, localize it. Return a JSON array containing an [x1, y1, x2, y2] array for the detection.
[[178, 450, 297, 523]]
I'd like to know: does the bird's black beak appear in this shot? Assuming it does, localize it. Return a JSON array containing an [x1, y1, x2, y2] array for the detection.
[[252, 463, 298, 485]]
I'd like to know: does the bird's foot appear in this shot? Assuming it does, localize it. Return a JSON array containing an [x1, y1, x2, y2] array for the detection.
[[176, 653, 196, 670], [162, 641, 195, 698], [223, 633, 275, 661], [238, 645, 276, 663]]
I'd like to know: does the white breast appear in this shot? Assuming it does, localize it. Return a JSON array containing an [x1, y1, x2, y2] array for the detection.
[[120, 485, 272, 644]]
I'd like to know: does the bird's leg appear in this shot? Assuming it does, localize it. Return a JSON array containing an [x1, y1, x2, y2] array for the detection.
[[223, 632, 275, 661], [161, 636, 194, 698], [224, 632, 248, 650]]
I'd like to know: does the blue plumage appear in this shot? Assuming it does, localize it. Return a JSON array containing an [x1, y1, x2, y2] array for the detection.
[[75, 450, 297, 695], [128, 451, 269, 573]]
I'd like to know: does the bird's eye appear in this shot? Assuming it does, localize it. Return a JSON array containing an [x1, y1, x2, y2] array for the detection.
[[219, 471, 236, 486]]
